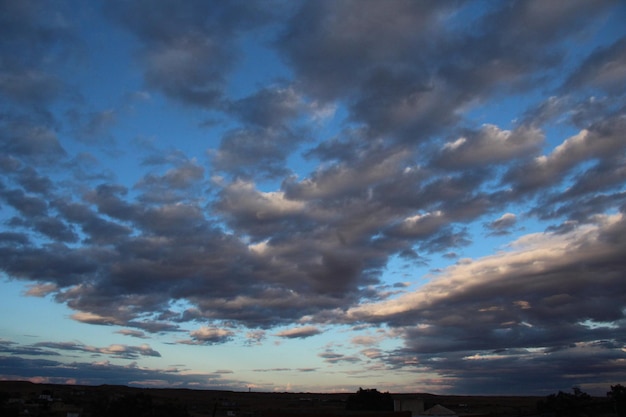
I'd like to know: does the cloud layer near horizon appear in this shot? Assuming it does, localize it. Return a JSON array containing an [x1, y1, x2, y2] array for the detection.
[[1, 0, 626, 394]]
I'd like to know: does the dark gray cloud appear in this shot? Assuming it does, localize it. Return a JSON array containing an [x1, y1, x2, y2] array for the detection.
[[504, 114, 626, 198], [0, 243, 101, 288], [284, 143, 412, 201], [139, 161, 204, 189], [433, 125, 544, 170], [52, 198, 133, 244], [276, 0, 457, 101], [0, 339, 59, 357], [0, 70, 63, 108], [31, 215, 79, 243], [0, 118, 66, 164], [227, 86, 303, 128], [434, 0, 618, 103], [135, 158, 205, 203], [388, 341, 626, 395], [0, 354, 246, 389], [564, 36, 626, 94], [212, 85, 317, 180], [103, 0, 279, 108], [0, 232, 30, 246], [275, 326, 322, 339], [276, 0, 464, 141], [0, 339, 160, 361], [212, 126, 304, 180], [0, 0, 77, 107], [9, 165, 54, 195], [64, 108, 117, 145], [484, 213, 517, 236], [0, 187, 48, 217], [277, 0, 619, 143]]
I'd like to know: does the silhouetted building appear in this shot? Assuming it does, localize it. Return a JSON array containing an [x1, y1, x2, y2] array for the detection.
[[394, 397, 425, 416]]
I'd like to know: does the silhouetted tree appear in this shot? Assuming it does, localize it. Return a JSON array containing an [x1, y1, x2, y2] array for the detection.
[[537, 387, 592, 417], [608, 384, 626, 417], [346, 387, 393, 411]]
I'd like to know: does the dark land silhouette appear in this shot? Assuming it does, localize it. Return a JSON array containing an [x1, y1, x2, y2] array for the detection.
[[1, 380, 623, 417]]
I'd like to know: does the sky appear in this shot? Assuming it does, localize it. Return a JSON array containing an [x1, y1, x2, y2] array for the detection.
[[1, 0, 626, 396]]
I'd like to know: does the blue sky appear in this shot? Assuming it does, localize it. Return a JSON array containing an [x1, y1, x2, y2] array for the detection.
[[1, 0, 626, 395]]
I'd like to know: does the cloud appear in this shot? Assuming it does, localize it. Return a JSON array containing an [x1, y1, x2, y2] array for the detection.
[[434, 125, 544, 170], [0, 0, 77, 108], [504, 115, 626, 197], [360, 348, 384, 360], [0, 354, 247, 389], [65, 109, 117, 145], [70, 312, 122, 326], [211, 127, 304, 180], [350, 336, 379, 347], [0, 70, 63, 107], [277, 1, 617, 143], [0, 187, 48, 217], [0, 119, 66, 164], [484, 213, 517, 236], [345, 213, 626, 392], [116, 329, 148, 339], [397, 341, 626, 395], [24, 283, 58, 297], [135, 158, 205, 203], [275, 326, 322, 339], [318, 350, 361, 364], [564, 37, 626, 93], [284, 143, 412, 200], [0, 339, 59, 357], [34, 342, 161, 359], [0, 339, 159, 360], [1, 163, 54, 196], [211, 85, 326, 181], [214, 180, 307, 238], [227, 86, 304, 128], [350, 213, 626, 327], [52, 199, 133, 244], [181, 326, 235, 345], [103, 0, 278, 108], [276, 0, 454, 101], [245, 330, 266, 346], [253, 367, 291, 372]]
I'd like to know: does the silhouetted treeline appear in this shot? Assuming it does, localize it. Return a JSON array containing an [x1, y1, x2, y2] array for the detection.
[[346, 388, 393, 411], [608, 384, 626, 417], [537, 386, 626, 417]]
